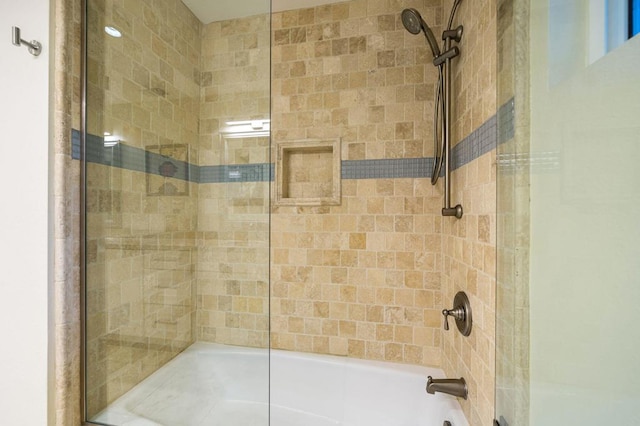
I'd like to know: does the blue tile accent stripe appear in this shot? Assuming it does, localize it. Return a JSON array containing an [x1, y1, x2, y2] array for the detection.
[[450, 97, 515, 170], [73, 129, 197, 181], [71, 99, 514, 182], [72, 129, 81, 159], [200, 164, 273, 183], [498, 98, 515, 145], [144, 150, 194, 182], [451, 115, 497, 170], [342, 158, 434, 179]]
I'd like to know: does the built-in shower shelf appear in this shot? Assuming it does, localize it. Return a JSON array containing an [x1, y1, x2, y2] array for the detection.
[[275, 139, 341, 206]]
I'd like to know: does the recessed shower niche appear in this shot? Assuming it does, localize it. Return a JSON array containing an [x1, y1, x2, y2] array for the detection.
[[275, 139, 341, 206]]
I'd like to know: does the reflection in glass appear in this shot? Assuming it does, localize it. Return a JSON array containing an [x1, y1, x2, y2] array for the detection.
[[84, 0, 271, 424]]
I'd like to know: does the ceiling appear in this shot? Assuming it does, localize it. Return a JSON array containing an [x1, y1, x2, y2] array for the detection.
[[181, 0, 347, 24]]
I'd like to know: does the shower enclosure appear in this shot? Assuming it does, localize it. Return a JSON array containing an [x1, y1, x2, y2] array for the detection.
[[82, 0, 271, 423]]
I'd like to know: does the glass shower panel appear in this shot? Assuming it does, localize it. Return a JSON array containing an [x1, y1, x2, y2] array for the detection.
[[84, 0, 271, 424], [496, 0, 530, 424], [497, 0, 640, 424], [195, 13, 272, 349]]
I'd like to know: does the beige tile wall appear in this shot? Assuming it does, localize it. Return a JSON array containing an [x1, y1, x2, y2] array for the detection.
[[53, 0, 501, 424], [271, 178, 444, 365], [271, 0, 441, 160], [447, 0, 498, 147], [442, 151, 497, 426], [269, 0, 447, 366], [52, 0, 82, 423], [196, 14, 271, 348], [84, 0, 201, 416], [442, 0, 497, 425]]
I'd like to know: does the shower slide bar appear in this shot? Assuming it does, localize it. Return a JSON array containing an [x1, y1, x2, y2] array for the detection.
[[440, 23, 463, 219], [401, 2, 464, 219], [11, 26, 42, 57]]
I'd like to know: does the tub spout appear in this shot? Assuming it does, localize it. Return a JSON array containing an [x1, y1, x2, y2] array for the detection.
[[426, 376, 468, 399]]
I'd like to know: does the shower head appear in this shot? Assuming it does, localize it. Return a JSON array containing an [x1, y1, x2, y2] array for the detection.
[[401, 8, 441, 58], [401, 8, 423, 34]]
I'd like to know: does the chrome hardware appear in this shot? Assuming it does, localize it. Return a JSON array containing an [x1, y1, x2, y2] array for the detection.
[[442, 291, 472, 336], [426, 376, 468, 399], [12, 27, 42, 57]]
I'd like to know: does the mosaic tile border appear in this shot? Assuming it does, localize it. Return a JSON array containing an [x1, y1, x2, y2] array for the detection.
[[342, 158, 434, 179], [498, 98, 516, 145], [452, 115, 497, 170], [72, 99, 514, 183], [73, 130, 196, 182], [200, 164, 272, 183]]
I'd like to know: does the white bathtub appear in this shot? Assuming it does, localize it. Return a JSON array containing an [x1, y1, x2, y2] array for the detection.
[[92, 342, 468, 426]]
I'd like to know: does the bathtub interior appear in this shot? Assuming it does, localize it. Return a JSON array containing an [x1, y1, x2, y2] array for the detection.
[[271, 349, 467, 426], [91, 344, 269, 426], [91, 342, 468, 426]]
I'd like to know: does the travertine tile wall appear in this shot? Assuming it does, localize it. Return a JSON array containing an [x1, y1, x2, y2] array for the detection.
[[51, 0, 502, 424], [84, 0, 201, 416], [448, 0, 498, 146], [269, 0, 446, 366], [442, 0, 497, 425], [196, 14, 271, 348], [271, 0, 441, 159], [52, 0, 82, 423], [270, 178, 444, 364]]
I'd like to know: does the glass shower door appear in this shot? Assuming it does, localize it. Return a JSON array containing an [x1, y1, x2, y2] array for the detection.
[[496, 0, 640, 425], [83, 0, 271, 424]]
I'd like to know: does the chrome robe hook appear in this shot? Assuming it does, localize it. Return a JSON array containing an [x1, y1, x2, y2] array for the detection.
[[12, 27, 42, 57]]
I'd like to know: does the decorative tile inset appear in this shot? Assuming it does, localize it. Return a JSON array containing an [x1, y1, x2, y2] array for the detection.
[[146, 144, 190, 196], [72, 99, 516, 183]]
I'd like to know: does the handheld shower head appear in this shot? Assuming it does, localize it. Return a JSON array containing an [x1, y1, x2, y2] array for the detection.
[[401, 8, 422, 35], [401, 8, 441, 58]]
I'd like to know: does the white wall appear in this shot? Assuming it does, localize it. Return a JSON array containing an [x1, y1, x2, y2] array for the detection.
[[0, 0, 51, 424]]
